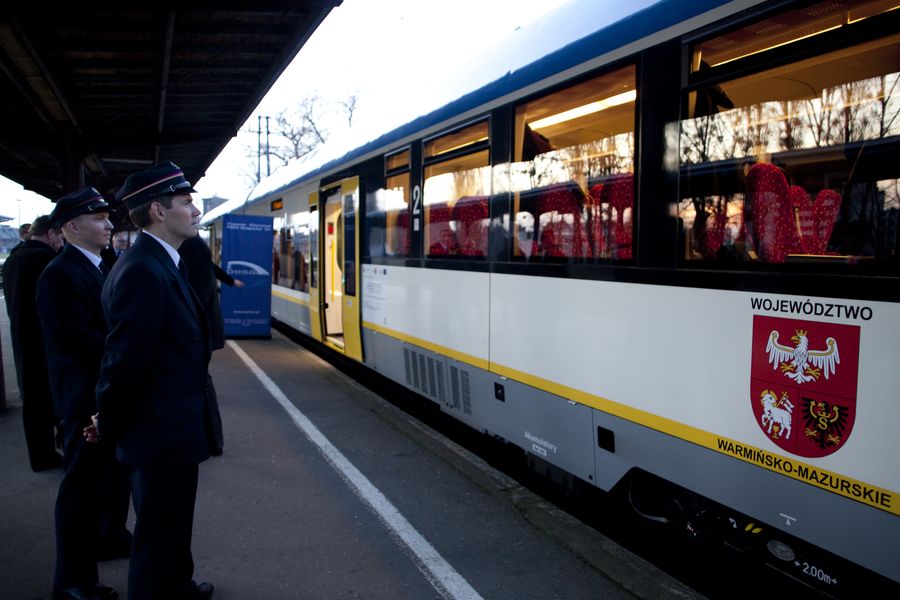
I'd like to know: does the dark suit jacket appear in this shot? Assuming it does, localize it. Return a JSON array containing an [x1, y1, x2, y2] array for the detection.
[[95, 232, 213, 467], [36, 244, 107, 422], [178, 235, 232, 350], [2, 239, 58, 400]]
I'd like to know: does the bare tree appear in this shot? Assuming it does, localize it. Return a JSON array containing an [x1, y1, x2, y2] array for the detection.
[[243, 92, 359, 184], [339, 93, 359, 128]]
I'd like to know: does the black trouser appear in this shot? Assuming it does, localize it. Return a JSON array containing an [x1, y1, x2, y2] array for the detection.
[[54, 418, 122, 588], [128, 464, 199, 600], [18, 370, 59, 469]]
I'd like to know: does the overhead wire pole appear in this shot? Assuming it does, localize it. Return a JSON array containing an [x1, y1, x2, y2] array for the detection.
[[257, 115, 262, 182], [252, 114, 273, 182]]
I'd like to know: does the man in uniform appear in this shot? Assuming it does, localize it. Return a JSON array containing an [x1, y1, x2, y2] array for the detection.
[[37, 188, 130, 600], [91, 161, 215, 599], [2, 215, 64, 470], [178, 234, 243, 457]]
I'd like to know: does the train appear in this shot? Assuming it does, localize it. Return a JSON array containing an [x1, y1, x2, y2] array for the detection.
[[203, 0, 900, 595]]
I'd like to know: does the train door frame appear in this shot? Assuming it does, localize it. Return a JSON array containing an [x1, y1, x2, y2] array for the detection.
[[307, 194, 323, 342], [312, 177, 363, 361]]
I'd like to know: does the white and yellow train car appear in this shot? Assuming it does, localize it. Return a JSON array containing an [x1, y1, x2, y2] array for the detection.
[[205, 0, 900, 594]]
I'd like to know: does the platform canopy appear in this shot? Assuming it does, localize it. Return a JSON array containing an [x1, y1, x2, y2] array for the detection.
[[0, 3, 341, 202]]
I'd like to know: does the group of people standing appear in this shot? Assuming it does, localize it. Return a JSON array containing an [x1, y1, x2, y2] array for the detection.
[[3, 161, 241, 600]]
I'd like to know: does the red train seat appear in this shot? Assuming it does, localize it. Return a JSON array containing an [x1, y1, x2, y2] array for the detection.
[[601, 174, 633, 260], [453, 196, 490, 257], [534, 183, 592, 259], [812, 189, 842, 254], [790, 185, 815, 254], [427, 204, 457, 256], [745, 163, 796, 263]]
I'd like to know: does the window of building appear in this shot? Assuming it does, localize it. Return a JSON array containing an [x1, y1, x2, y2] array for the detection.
[[510, 65, 636, 263]]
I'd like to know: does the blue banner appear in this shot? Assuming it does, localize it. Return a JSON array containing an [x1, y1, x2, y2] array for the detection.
[[221, 214, 273, 338]]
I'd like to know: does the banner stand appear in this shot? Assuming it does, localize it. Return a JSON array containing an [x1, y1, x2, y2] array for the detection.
[[221, 214, 273, 339]]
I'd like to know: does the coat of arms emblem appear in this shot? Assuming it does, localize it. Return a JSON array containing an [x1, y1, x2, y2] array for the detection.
[[750, 315, 859, 457]]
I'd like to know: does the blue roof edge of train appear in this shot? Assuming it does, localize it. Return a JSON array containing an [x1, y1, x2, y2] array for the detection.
[[224, 0, 737, 216]]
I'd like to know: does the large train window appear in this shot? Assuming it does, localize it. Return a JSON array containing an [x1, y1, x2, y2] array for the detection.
[[510, 65, 636, 263], [289, 210, 310, 291], [678, 2, 900, 271], [423, 121, 491, 258], [309, 205, 318, 288], [367, 149, 411, 258], [273, 210, 310, 291]]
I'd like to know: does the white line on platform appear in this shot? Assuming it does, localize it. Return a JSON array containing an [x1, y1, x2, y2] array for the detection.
[[227, 340, 483, 600]]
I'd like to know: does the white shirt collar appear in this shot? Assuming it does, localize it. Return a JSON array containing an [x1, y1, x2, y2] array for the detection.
[[141, 230, 181, 268], [69, 242, 103, 270]]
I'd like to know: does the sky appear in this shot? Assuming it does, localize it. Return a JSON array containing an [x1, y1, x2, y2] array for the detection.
[[192, 0, 576, 202], [0, 0, 576, 228]]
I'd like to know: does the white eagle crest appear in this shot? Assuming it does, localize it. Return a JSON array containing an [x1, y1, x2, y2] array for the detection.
[[766, 329, 840, 384]]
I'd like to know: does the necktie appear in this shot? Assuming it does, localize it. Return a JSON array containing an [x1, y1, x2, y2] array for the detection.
[[178, 259, 189, 280], [99, 262, 110, 275]]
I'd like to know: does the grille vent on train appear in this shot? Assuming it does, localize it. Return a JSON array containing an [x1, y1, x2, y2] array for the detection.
[[449, 365, 473, 415], [403, 347, 446, 404]]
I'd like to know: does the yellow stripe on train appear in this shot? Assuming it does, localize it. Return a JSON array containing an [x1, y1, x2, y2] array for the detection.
[[363, 320, 899, 517]]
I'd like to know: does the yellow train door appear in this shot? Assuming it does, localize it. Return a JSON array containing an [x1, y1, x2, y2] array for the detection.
[[313, 177, 362, 361]]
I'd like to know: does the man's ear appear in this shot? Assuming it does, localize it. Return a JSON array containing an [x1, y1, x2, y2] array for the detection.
[[151, 201, 165, 222]]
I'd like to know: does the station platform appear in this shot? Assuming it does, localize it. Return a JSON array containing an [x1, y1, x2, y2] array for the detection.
[[0, 312, 703, 599]]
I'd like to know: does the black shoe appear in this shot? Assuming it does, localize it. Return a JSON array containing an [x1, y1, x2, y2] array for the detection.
[[51, 583, 118, 600], [188, 581, 214, 599]]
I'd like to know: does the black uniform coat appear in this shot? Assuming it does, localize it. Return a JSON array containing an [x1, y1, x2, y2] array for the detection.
[[2, 239, 59, 464], [178, 235, 229, 455], [96, 232, 213, 467], [178, 235, 233, 350], [37, 243, 107, 421], [37, 243, 130, 589]]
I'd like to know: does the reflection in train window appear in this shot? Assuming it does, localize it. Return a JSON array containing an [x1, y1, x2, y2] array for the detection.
[[423, 123, 491, 259], [367, 149, 411, 259], [274, 212, 310, 291], [679, 25, 900, 269], [510, 65, 636, 263]]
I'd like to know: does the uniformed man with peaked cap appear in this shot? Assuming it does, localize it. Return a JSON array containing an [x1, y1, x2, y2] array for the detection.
[[2, 213, 64, 471], [90, 161, 216, 599], [38, 187, 131, 600]]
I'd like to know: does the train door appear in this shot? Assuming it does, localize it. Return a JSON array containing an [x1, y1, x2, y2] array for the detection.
[[322, 188, 343, 341], [307, 194, 323, 342], [315, 177, 363, 361]]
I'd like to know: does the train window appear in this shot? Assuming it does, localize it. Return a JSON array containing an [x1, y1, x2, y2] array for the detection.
[[309, 205, 318, 288], [385, 174, 410, 257], [386, 149, 409, 172], [343, 193, 356, 297], [423, 121, 491, 259], [691, 0, 896, 71], [274, 216, 288, 286], [288, 211, 310, 291], [510, 65, 636, 263], [678, 26, 900, 270], [424, 121, 489, 160], [367, 149, 411, 258], [423, 149, 491, 258], [273, 211, 310, 291]]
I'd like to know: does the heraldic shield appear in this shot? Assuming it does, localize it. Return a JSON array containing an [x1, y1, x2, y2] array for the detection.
[[750, 315, 860, 458]]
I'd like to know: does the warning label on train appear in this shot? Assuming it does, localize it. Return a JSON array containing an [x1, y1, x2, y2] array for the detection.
[[750, 315, 860, 458]]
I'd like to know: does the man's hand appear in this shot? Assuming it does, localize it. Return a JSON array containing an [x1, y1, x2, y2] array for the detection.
[[83, 413, 100, 443]]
